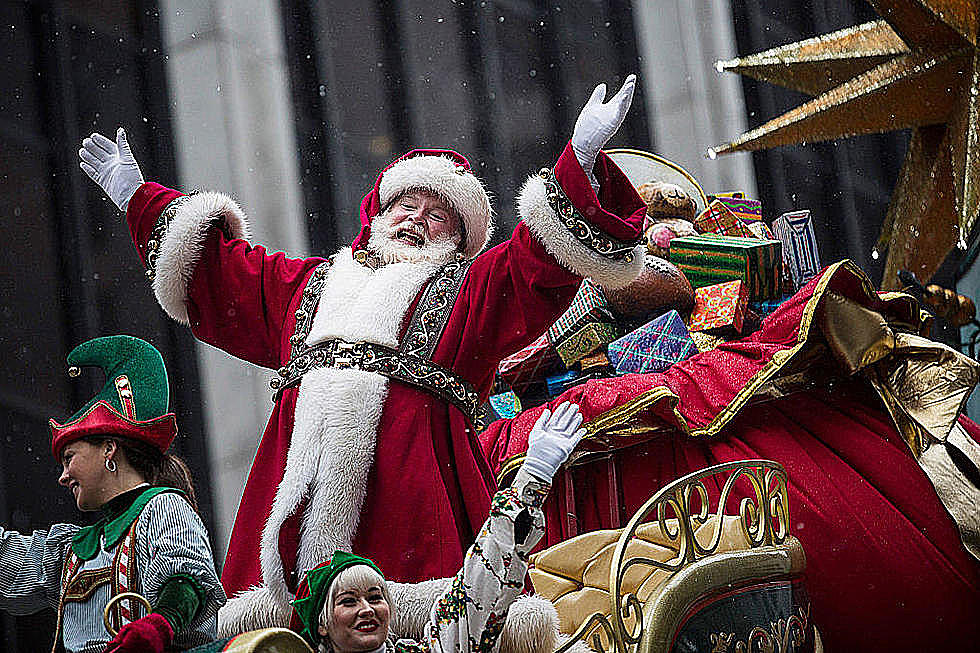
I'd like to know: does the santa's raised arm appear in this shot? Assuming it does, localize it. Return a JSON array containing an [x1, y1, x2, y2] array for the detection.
[[78, 76, 649, 638]]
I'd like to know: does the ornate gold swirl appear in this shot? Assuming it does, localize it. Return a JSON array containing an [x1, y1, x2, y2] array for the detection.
[[144, 195, 191, 281], [560, 460, 792, 653], [711, 604, 810, 653]]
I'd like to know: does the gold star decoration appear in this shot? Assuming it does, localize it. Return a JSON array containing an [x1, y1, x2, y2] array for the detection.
[[709, 0, 980, 289]]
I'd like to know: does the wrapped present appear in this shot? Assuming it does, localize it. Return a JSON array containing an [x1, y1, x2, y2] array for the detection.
[[488, 390, 521, 420], [712, 195, 774, 238], [689, 280, 748, 333], [708, 191, 745, 200], [772, 209, 821, 292], [716, 196, 762, 224], [579, 350, 612, 372], [745, 220, 775, 239], [668, 233, 782, 301], [553, 321, 621, 367], [547, 279, 614, 343], [750, 294, 792, 317], [607, 310, 697, 374], [545, 370, 583, 398], [694, 200, 755, 238], [497, 333, 563, 392]]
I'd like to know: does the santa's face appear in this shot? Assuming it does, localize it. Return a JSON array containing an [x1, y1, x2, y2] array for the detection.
[[368, 191, 462, 264], [388, 191, 459, 242]]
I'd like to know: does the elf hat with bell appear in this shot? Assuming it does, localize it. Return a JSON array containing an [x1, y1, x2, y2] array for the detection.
[[49, 335, 178, 461]]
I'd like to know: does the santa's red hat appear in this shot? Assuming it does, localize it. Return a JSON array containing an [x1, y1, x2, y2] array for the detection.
[[353, 149, 494, 259]]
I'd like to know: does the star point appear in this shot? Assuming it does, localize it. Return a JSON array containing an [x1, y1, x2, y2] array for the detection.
[[713, 0, 980, 287]]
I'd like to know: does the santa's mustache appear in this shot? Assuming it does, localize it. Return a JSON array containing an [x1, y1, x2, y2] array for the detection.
[[367, 210, 460, 264]]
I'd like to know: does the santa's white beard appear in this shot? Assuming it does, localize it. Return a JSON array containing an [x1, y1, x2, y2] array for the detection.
[[367, 210, 461, 265]]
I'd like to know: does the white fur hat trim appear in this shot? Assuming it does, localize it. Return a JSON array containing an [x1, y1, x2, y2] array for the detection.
[[379, 155, 494, 259]]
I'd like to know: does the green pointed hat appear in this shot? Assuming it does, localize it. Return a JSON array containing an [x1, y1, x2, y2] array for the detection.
[[290, 551, 385, 646], [49, 335, 178, 460]]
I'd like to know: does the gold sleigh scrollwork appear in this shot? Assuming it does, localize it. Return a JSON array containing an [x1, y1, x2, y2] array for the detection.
[[711, 604, 810, 653], [554, 460, 792, 653]]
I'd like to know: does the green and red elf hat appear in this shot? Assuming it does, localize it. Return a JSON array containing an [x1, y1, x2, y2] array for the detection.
[[290, 551, 385, 646], [49, 335, 178, 461]]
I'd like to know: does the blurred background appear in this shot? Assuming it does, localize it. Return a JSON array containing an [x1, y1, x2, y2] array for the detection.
[[0, 0, 969, 648]]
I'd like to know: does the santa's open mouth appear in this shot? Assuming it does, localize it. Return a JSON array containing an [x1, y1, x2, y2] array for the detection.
[[395, 230, 424, 247]]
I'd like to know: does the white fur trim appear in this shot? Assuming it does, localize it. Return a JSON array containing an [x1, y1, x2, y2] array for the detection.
[[389, 579, 560, 653], [260, 249, 441, 609], [388, 577, 452, 639], [380, 155, 494, 259], [518, 175, 643, 290], [152, 191, 251, 324], [218, 585, 292, 636], [499, 595, 560, 653]]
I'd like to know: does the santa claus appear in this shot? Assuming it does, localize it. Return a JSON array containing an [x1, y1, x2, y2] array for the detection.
[[78, 76, 658, 635]]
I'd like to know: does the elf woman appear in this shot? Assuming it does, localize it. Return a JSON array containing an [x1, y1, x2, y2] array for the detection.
[[290, 401, 586, 653], [0, 335, 225, 652]]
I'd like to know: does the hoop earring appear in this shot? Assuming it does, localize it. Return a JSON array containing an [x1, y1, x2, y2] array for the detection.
[[105, 458, 117, 473]]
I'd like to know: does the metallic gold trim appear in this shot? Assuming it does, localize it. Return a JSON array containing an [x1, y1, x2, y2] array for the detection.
[[271, 261, 333, 394], [220, 628, 314, 652], [145, 195, 191, 281], [400, 258, 472, 359], [272, 338, 481, 424], [103, 592, 151, 637], [63, 567, 111, 603], [554, 460, 795, 653], [539, 168, 639, 262], [289, 262, 332, 357], [707, 604, 810, 653], [644, 548, 808, 653], [605, 148, 710, 210]]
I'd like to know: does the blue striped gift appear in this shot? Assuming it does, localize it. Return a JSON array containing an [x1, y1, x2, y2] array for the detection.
[[772, 210, 821, 291]]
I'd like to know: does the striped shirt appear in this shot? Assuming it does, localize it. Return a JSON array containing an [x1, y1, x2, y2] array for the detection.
[[0, 491, 225, 652]]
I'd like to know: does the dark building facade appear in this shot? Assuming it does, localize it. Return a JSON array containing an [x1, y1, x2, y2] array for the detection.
[[0, 2, 212, 649]]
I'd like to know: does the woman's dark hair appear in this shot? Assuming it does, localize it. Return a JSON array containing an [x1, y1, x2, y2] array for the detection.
[[85, 436, 198, 512]]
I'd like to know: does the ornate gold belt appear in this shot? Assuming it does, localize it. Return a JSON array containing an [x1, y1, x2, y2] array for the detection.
[[271, 338, 481, 423]]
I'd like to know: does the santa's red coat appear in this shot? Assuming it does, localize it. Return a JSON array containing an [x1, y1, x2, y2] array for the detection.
[[479, 261, 980, 652], [124, 143, 645, 611]]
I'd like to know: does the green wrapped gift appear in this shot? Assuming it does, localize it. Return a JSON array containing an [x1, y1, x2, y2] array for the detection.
[[668, 234, 782, 301]]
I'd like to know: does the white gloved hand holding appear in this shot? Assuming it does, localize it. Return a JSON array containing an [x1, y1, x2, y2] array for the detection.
[[78, 128, 145, 212], [571, 74, 637, 191], [519, 401, 587, 483]]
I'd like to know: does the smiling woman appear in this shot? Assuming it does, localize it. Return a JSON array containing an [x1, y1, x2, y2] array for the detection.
[[0, 336, 225, 653], [289, 403, 588, 653]]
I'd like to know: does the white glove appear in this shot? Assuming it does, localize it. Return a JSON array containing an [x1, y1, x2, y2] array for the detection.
[[520, 401, 587, 483], [571, 75, 637, 191], [78, 128, 145, 212]]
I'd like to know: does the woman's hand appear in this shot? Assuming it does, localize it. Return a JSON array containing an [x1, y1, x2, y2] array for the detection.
[[520, 401, 587, 483], [78, 127, 145, 211], [104, 612, 173, 653]]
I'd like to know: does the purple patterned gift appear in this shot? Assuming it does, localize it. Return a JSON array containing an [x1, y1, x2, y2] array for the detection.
[[607, 310, 697, 374]]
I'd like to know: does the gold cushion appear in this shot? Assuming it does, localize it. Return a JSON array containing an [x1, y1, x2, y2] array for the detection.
[[530, 515, 750, 640]]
